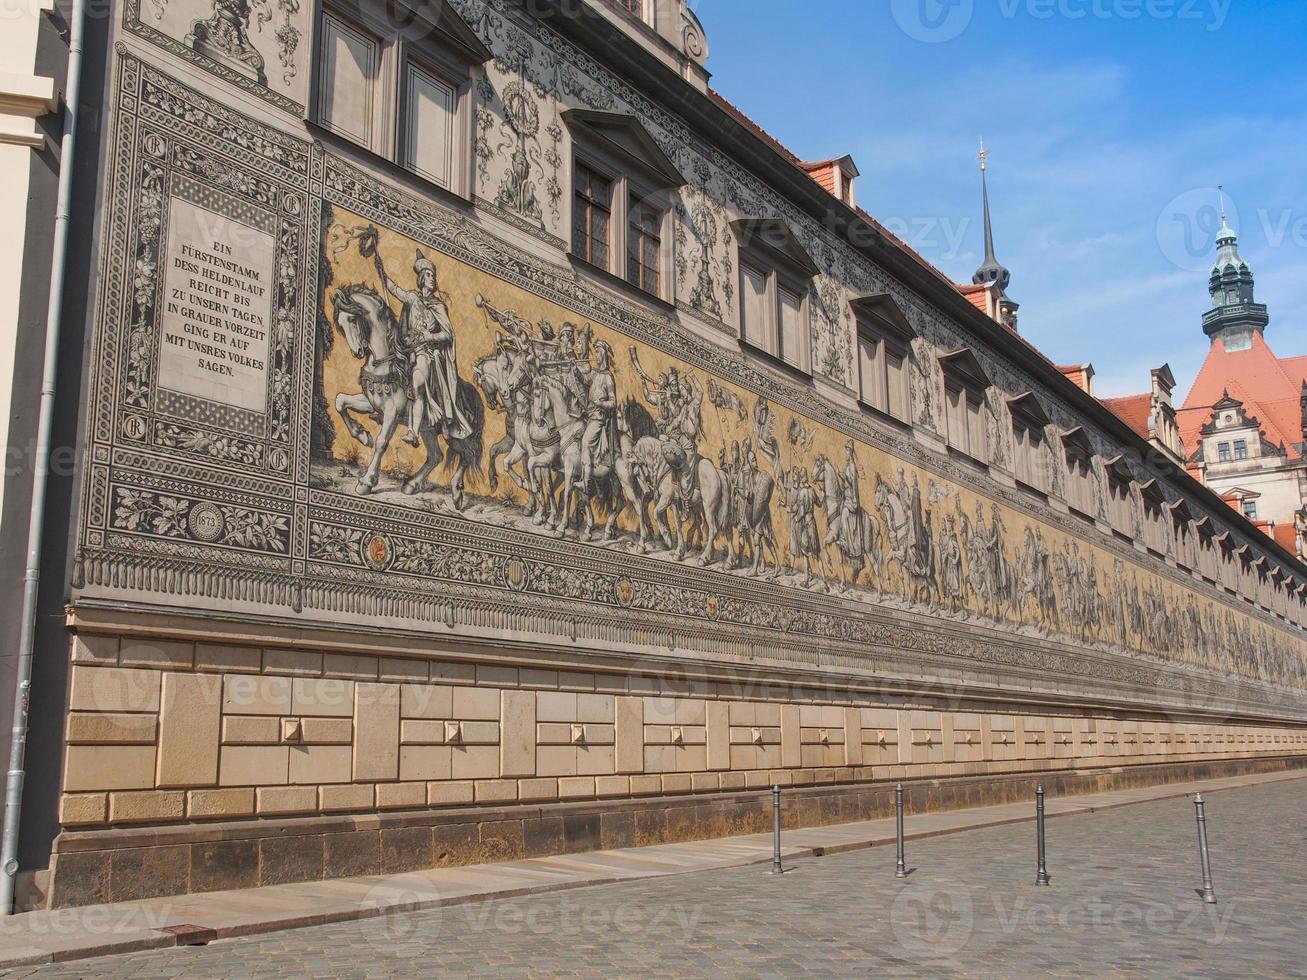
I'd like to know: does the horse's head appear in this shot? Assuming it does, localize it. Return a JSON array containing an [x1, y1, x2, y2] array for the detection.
[[473, 352, 503, 410], [332, 285, 390, 360], [529, 376, 552, 426]]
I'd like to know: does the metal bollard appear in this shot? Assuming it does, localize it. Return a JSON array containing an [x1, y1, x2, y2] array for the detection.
[[1035, 784, 1051, 886], [1193, 794, 1217, 904], [771, 785, 783, 874], [895, 783, 908, 879]]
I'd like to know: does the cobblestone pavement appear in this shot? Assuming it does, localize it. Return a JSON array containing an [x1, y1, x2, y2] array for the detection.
[[9, 778, 1306, 978]]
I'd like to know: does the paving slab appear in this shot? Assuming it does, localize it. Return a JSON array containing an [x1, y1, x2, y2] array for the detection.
[[0, 767, 1302, 971]]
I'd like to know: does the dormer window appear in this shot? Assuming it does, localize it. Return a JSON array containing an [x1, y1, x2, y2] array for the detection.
[[851, 294, 914, 424], [1233, 439, 1248, 460], [564, 110, 684, 301], [734, 219, 820, 376]]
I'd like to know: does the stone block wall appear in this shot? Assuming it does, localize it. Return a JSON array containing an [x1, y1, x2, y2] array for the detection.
[[59, 633, 1307, 833]]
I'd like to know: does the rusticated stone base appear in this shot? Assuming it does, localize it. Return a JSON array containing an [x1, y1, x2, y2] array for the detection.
[[43, 755, 1307, 910]]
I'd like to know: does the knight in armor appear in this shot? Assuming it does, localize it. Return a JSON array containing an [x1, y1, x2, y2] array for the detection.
[[372, 247, 471, 441]]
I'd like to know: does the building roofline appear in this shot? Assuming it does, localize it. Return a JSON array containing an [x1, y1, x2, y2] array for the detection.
[[532, 0, 1307, 575]]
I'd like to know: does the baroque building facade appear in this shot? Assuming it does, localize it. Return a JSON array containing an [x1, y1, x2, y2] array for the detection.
[[4, 0, 1307, 909], [1176, 213, 1307, 556]]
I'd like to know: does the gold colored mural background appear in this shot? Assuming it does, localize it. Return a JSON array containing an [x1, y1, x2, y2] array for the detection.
[[313, 208, 1307, 689]]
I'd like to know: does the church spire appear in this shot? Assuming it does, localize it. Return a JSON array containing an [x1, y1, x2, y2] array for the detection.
[[1203, 184, 1267, 346], [972, 138, 1011, 293]]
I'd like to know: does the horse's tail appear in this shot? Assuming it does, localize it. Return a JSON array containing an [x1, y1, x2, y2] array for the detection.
[[447, 378, 486, 479]]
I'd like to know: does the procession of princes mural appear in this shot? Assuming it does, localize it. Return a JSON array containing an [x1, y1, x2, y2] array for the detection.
[[311, 218, 1307, 691]]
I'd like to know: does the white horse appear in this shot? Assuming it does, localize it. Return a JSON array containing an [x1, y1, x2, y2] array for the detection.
[[332, 285, 483, 507], [813, 454, 879, 588]]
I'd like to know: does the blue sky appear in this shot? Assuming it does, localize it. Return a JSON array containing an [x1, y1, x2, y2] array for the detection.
[[693, 0, 1307, 400]]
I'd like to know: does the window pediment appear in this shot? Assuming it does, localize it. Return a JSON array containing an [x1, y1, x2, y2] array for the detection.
[[1008, 391, 1051, 430], [1138, 479, 1164, 508], [1104, 454, 1133, 485], [850, 294, 916, 344], [938, 348, 990, 392], [732, 218, 820, 279], [1060, 426, 1094, 459], [562, 109, 686, 190]]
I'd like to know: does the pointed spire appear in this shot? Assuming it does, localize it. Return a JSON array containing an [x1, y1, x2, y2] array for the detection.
[[972, 137, 1011, 293], [1216, 185, 1237, 245]]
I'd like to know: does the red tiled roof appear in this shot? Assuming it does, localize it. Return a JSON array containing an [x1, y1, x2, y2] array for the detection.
[[1058, 363, 1094, 394], [1180, 331, 1307, 460], [705, 89, 964, 294], [1271, 521, 1299, 553], [704, 89, 1084, 388], [956, 282, 990, 313], [1100, 393, 1152, 442]]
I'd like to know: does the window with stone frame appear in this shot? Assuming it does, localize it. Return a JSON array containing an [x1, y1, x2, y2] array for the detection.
[[851, 295, 914, 425], [1139, 481, 1170, 556], [1234, 439, 1249, 460], [939, 349, 990, 467], [1169, 501, 1197, 571], [611, 0, 646, 20], [627, 197, 662, 295], [1216, 534, 1239, 591], [734, 219, 819, 376], [312, 0, 488, 197], [1061, 428, 1096, 517], [1104, 457, 1135, 538], [1195, 519, 1219, 582], [572, 162, 612, 268], [564, 110, 683, 302], [1009, 393, 1051, 494], [1218, 441, 1231, 462]]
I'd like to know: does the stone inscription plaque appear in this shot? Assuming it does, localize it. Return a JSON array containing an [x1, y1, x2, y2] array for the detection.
[[158, 198, 273, 413]]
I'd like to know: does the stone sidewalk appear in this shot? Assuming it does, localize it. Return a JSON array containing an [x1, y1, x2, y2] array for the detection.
[[0, 768, 1300, 970]]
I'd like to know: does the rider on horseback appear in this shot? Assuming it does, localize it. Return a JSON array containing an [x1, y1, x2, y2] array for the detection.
[[371, 244, 472, 444], [576, 340, 617, 490]]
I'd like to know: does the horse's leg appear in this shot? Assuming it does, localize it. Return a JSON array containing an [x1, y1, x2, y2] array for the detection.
[[526, 453, 551, 525], [358, 395, 403, 494], [487, 433, 514, 493], [404, 429, 442, 496], [557, 464, 578, 537], [335, 392, 377, 449]]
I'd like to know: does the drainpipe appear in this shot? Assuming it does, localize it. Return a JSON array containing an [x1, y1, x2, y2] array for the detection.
[[0, 0, 86, 915]]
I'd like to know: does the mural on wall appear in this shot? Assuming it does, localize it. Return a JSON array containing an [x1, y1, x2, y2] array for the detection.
[[125, 0, 309, 111], [311, 206, 1307, 691], [81, 35, 1307, 724]]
